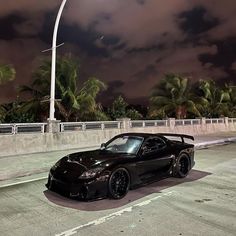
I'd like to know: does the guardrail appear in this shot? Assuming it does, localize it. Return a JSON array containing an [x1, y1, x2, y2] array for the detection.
[[229, 118, 236, 123], [60, 121, 121, 132], [206, 118, 224, 124], [130, 120, 168, 128], [0, 118, 235, 135], [0, 123, 47, 135], [175, 119, 201, 126]]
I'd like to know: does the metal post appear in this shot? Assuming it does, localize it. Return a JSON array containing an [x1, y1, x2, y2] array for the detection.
[[49, 0, 68, 121]]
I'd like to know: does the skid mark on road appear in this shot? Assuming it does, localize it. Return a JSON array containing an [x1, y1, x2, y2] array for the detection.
[[55, 191, 174, 236]]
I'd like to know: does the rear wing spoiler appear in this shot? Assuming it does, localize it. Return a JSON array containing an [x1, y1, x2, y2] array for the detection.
[[157, 133, 194, 143]]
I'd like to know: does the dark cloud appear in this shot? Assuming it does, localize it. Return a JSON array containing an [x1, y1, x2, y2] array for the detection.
[[136, 0, 146, 5], [199, 37, 236, 79], [113, 42, 126, 51], [127, 43, 166, 54], [179, 6, 219, 36], [0, 14, 26, 40], [133, 64, 158, 81], [1, 0, 236, 105], [100, 35, 120, 46], [98, 80, 125, 105], [38, 11, 109, 57]]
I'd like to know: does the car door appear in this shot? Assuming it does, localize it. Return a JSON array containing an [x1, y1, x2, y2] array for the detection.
[[136, 137, 173, 180]]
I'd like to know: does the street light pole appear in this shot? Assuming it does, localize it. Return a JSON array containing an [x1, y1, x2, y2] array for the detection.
[[49, 0, 68, 121]]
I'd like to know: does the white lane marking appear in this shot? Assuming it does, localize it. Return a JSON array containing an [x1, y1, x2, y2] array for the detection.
[[0, 176, 47, 188], [55, 191, 174, 236]]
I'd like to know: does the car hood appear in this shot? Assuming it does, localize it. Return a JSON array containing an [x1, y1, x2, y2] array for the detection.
[[62, 149, 134, 170], [51, 150, 135, 183]]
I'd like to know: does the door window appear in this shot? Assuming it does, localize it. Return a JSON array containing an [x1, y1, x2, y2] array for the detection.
[[142, 137, 166, 154]]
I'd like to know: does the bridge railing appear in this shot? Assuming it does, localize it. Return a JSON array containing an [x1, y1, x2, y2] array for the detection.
[[175, 119, 201, 126], [60, 121, 121, 132], [0, 118, 235, 135], [0, 123, 47, 135], [130, 120, 168, 128], [229, 118, 236, 123], [206, 118, 225, 124]]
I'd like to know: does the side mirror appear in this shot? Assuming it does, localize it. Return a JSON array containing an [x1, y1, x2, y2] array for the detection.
[[100, 143, 106, 150]]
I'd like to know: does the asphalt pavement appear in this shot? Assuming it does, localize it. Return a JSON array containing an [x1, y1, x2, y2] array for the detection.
[[0, 131, 236, 187], [0, 142, 235, 236]]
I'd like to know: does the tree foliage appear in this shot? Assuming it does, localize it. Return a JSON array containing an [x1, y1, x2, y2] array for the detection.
[[76, 78, 108, 121], [108, 95, 143, 120], [19, 55, 107, 122], [149, 74, 201, 119], [2, 60, 236, 123], [108, 95, 128, 120], [197, 79, 231, 118], [0, 64, 16, 122], [0, 64, 16, 85]]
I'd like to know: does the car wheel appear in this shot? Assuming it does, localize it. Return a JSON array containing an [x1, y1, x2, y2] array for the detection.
[[174, 154, 190, 178], [108, 168, 130, 199]]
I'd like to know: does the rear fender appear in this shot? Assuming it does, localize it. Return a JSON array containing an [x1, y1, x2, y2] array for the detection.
[[172, 149, 192, 175]]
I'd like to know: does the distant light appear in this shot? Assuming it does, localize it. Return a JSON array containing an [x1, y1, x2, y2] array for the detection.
[[100, 35, 104, 40]]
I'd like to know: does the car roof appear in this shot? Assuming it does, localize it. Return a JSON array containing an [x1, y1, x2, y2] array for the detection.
[[116, 133, 164, 139]]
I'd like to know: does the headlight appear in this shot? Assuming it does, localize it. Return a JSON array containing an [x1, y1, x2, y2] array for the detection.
[[79, 167, 104, 179]]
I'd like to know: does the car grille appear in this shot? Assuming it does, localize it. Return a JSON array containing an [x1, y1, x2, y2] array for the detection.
[[53, 162, 86, 183], [47, 175, 88, 199]]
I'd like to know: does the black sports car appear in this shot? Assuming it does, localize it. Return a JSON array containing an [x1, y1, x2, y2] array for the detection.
[[46, 133, 194, 200]]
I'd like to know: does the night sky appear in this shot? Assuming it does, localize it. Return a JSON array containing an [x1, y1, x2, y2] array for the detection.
[[1, 0, 236, 105]]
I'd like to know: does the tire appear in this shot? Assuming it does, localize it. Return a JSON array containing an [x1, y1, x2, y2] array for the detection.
[[108, 168, 130, 199], [174, 154, 190, 178]]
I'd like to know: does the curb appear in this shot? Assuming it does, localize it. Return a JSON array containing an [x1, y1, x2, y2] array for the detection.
[[195, 137, 236, 149]]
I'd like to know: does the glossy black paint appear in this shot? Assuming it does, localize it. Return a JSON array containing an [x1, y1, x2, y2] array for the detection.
[[46, 133, 195, 200]]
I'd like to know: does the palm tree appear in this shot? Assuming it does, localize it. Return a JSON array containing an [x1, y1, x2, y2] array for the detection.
[[77, 77, 108, 121], [19, 56, 80, 121], [149, 74, 201, 119], [0, 105, 7, 122], [54, 56, 80, 121], [19, 63, 51, 121], [19, 55, 107, 121], [0, 64, 16, 122], [228, 85, 236, 117], [198, 80, 230, 118], [0, 64, 16, 85], [18, 81, 49, 121]]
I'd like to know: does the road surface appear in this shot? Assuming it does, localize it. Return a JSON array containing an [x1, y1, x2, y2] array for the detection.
[[0, 144, 236, 236]]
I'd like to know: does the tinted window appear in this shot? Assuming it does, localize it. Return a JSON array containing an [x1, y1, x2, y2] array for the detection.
[[143, 137, 166, 153], [105, 136, 144, 154]]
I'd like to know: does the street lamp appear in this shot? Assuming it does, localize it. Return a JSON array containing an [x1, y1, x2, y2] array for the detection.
[[49, 0, 68, 122]]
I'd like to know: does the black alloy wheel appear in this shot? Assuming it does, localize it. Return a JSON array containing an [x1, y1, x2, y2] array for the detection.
[[108, 168, 130, 199], [175, 154, 190, 178]]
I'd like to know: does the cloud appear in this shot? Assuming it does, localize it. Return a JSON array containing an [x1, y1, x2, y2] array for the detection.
[[189, 0, 236, 40], [120, 43, 227, 99], [0, 38, 47, 103], [0, 0, 58, 17], [1, 0, 236, 104], [64, 0, 191, 48], [178, 6, 219, 36], [158, 44, 230, 82]]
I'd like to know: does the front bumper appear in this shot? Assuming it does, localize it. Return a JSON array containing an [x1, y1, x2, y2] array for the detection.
[[46, 172, 109, 201]]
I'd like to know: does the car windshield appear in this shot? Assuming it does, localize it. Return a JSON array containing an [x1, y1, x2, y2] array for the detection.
[[104, 136, 143, 155]]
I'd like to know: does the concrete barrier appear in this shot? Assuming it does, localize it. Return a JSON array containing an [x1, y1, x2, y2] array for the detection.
[[0, 117, 236, 157]]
